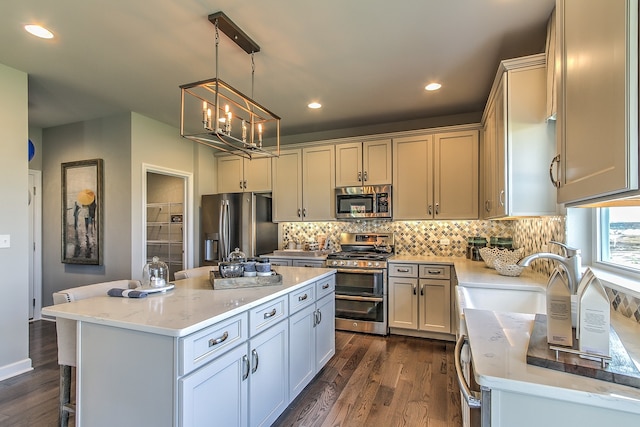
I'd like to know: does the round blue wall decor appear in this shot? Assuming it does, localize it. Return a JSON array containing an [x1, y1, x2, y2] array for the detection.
[[28, 139, 35, 162]]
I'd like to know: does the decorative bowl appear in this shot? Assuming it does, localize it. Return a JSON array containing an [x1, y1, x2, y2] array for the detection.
[[479, 247, 524, 269], [493, 259, 525, 277], [219, 262, 244, 278]]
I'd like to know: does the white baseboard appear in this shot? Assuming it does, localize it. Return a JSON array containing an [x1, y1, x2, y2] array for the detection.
[[0, 358, 33, 382]]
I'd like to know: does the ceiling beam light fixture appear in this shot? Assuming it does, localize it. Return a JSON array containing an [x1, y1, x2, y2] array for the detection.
[[179, 11, 280, 160]]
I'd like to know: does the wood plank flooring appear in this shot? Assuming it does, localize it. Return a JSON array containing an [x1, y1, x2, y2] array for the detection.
[[0, 321, 462, 427]]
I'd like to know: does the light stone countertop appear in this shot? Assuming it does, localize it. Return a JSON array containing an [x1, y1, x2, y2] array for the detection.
[[464, 308, 640, 414], [42, 266, 336, 338]]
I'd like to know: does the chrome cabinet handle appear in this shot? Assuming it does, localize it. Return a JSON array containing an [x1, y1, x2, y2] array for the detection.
[[358, 171, 362, 182], [428, 204, 433, 215], [363, 171, 368, 181], [427, 269, 440, 275], [242, 355, 250, 380], [412, 285, 417, 295], [420, 284, 424, 296], [243, 180, 247, 189], [454, 335, 482, 408], [484, 200, 491, 213], [322, 283, 330, 289], [499, 190, 505, 207], [397, 268, 410, 273], [317, 309, 322, 325], [303, 208, 307, 217], [298, 294, 308, 301], [208, 331, 229, 347], [549, 154, 561, 188], [297, 208, 302, 218], [435, 203, 439, 215], [263, 308, 277, 319], [251, 349, 259, 373], [239, 181, 243, 190]]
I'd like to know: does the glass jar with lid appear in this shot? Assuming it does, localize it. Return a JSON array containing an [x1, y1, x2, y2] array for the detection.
[[142, 256, 168, 288], [466, 236, 487, 260]]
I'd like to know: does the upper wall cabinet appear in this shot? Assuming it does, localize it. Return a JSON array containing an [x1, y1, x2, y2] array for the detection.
[[482, 54, 557, 218], [393, 129, 479, 220], [217, 156, 272, 193], [554, 0, 639, 205], [335, 139, 392, 187], [272, 145, 335, 222]]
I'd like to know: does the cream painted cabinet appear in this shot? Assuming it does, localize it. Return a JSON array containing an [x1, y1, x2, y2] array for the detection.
[[555, 0, 639, 204], [217, 156, 272, 193], [482, 54, 556, 218], [393, 130, 478, 220], [335, 139, 392, 187], [272, 146, 335, 222], [388, 263, 451, 335]]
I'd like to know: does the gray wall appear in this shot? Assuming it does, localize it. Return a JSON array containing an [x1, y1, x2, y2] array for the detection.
[[41, 113, 133, 306], [0, 63, 30, 379]]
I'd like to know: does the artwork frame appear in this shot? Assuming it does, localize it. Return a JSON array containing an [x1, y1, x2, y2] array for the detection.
[[61, 159, 104, 265]]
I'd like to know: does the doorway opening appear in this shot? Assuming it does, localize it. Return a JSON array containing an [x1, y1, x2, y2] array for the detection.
[[144, 169, 191, 281]]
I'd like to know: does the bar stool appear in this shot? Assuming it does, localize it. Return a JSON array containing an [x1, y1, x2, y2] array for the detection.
[[174, 266, 216, 280], [52, 279, 140, 427]]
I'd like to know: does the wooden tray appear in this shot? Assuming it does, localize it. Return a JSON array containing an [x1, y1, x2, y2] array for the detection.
[[209, 271, 283, 290], [526, 313, 640, 389]]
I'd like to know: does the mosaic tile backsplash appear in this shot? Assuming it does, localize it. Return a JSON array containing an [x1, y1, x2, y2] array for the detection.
[[281, 216, 640, 324]]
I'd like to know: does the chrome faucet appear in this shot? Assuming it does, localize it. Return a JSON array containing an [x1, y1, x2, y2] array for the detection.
[[518, 241, 583, 294]]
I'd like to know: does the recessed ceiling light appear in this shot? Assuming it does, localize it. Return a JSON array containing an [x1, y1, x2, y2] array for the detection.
[[308, 102, 322, 109], [24, 24, 54, 39], [425, 83, 442, 91]]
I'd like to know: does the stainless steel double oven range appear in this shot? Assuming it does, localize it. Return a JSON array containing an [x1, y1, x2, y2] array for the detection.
[[324, 232, 394, 335]]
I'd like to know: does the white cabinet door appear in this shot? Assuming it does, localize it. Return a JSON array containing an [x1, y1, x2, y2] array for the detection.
[[335, 142, 363, 187], [315, 293, 336, 368], [302, 145, 335, 221], [418, 278, 451, 333], [217, 156, 244, 193], [272, 149, 303, 222], [393, 136, 431, 219], [434, 130, 479, 219], [363, 139, 392, 185], [244, 157, 272, 193], [248, 320, 289, 427], [288, 304, 316, 398], [388, 276, 418, 329], [179, 344, 248, 427], [557, 0, 638, 204]]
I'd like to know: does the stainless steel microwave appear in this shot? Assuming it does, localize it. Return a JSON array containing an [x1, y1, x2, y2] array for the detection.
[[335, 185, 392, 219]]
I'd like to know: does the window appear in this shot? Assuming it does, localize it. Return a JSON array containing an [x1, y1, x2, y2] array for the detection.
[[598, 206, 640, 272]]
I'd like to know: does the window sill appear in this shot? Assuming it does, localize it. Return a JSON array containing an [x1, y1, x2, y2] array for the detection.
[[589, 265, 640, 300]]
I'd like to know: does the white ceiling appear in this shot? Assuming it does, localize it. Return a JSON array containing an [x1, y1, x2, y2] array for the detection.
[[0, 0, 555, 138]]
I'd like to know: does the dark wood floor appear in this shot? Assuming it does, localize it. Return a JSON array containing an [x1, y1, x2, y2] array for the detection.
[[0, 321, 461, 427], [275, 332, 462, 427]]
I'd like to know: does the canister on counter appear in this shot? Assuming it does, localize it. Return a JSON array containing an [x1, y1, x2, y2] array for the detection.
[[466, 236, 487, 261]]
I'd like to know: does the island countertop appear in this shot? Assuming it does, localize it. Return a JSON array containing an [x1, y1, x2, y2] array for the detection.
[[464, 308, 640, 415], [42, 266, 336, 338]]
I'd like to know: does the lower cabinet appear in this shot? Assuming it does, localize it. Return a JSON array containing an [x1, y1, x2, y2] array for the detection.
[[180, 314, 289, 427], [388, 263, 452, 336]]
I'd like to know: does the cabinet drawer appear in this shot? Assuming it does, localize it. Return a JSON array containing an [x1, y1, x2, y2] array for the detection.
[[289, 283, 315, 313], [419, 264, 450, 279], [316, 275, 335, 300], [389, 264, 418, 277], [292, 260, 325, 268], [179, 312, 248, 376], [269, 258, 292, 267], [249, 295, 288, 337]]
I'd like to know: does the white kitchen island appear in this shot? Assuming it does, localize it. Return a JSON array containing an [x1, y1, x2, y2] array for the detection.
[[464, 308, 640, 426], [42, 266, 336, 427]]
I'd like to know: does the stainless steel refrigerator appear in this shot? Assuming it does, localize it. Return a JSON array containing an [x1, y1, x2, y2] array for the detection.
[[201, 192, 278, 265]]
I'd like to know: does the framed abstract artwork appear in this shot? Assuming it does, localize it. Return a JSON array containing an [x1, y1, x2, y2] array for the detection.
[[61, 159, 104, 265]]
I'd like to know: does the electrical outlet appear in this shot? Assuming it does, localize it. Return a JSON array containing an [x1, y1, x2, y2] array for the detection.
[[440, 238, 450, 246], [0, 234, 10, 249]]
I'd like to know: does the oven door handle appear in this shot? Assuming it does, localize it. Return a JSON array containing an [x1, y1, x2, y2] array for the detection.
[[454, 335, 482, 409], [335, 268, 385, 274], [335, 294, 384, 303]]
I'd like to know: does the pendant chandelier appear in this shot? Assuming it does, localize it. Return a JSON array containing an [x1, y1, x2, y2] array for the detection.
[[180, 11, 280, 159]]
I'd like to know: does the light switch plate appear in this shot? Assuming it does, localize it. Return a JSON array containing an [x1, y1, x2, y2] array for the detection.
[[0, 234, 10, 248]]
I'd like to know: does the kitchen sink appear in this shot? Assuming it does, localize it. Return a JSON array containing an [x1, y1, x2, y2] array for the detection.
[[456, 285, 546, 315]]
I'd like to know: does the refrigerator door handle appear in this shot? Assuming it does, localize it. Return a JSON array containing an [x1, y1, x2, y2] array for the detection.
[[219, 200, 230, 261]]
